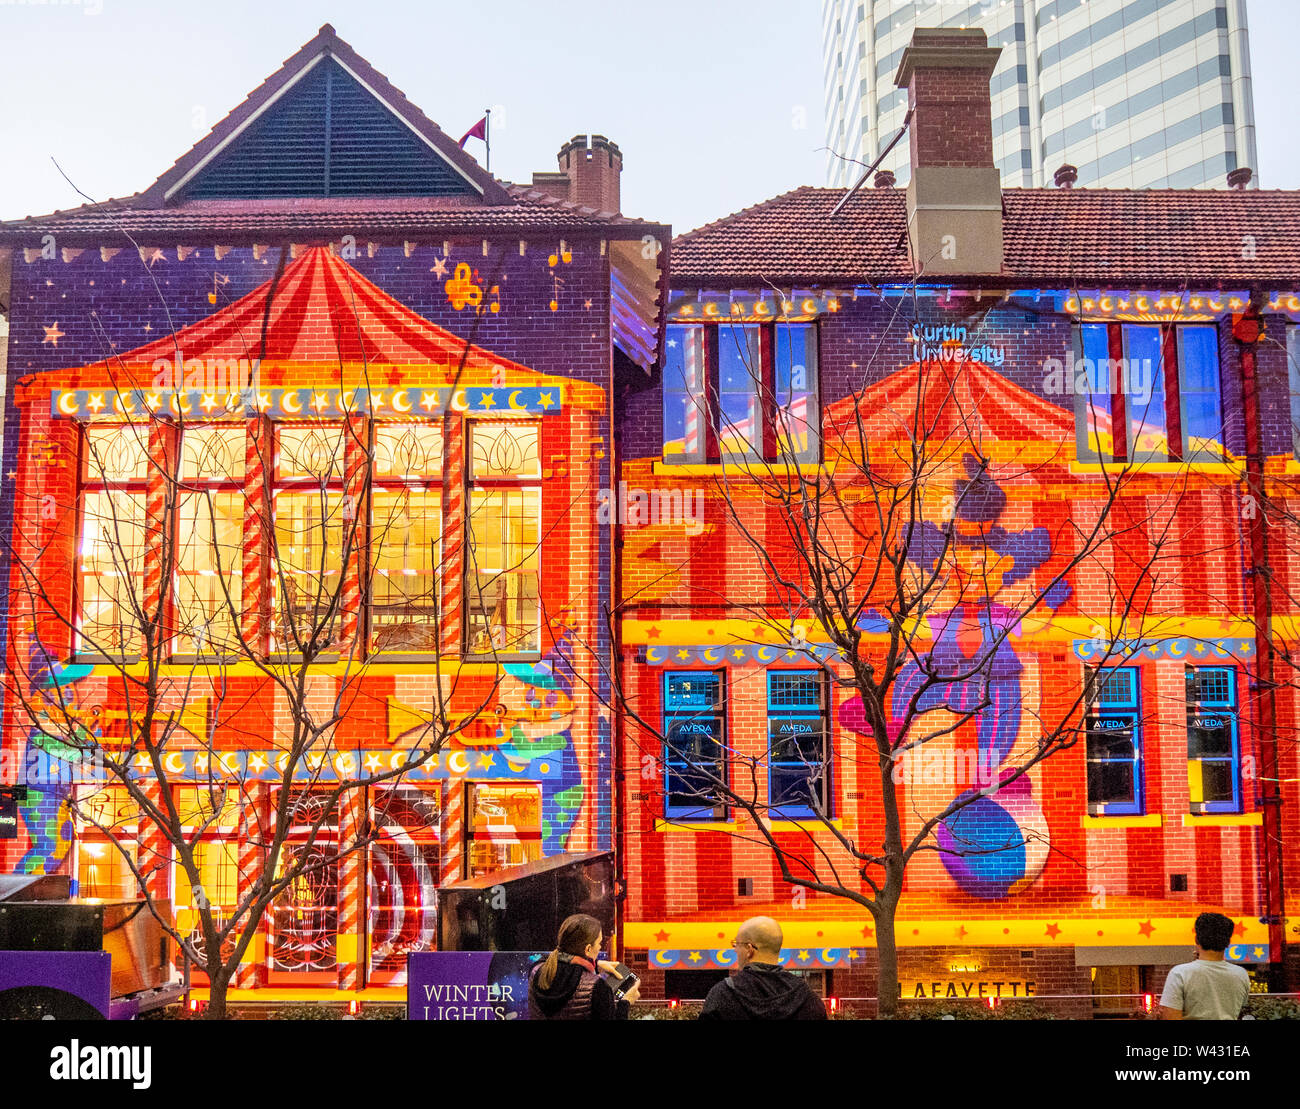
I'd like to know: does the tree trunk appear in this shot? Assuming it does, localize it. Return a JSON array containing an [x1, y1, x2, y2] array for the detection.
[[875, 897, 900, 1018], [205, 964, 231, 1020]]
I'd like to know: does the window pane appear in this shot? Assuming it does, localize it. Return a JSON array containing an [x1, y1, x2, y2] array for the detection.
[[1288, 325, 1300, 458], [1179, 326, 1223, 457], [1086, 718, 1136, 760], [1196, 760, 1235, 805], [466, 488, 540, 654], [717, 325, 760, 460], [466, 784, 541, 878], [372, 488, 441, 653], [84, 425, 149, 482], [76, 841, 139, 899], [182, 426, 246, 481], [373, 423, 443, 478], [175, 491, 243, 654], [79, 491, 146, 654], [1087, 761, 1135, 806], [273, 490, 346, 645], [1123, 325, 1167, 457], [775, 323, 819, 462], [663, 325, 705, 462], [469, 423, 540, 479], [278, 425, 347, 481], [1187, 717, 1233, 758], [173, 786, 239, 831], [1077, 323, 1116, 459]]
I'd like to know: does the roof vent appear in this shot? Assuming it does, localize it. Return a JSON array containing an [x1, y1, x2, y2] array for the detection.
[[874, 169, 896, 189], [1053, 164, 1078, 189], [1227, 166, 1253, 191]]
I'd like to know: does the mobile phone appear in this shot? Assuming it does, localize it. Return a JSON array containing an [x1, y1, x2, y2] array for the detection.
[[612, 971, 639, 1000]]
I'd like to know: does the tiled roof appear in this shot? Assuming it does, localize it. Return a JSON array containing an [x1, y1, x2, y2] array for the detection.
[[670, 185, 1300, 286], [0, 192, 663, 240]]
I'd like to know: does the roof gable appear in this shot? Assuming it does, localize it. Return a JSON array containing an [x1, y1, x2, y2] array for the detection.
[[143, 25, 508, 206]]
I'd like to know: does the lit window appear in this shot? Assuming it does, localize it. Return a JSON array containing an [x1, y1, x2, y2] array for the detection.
[[77, 426, 150, 656], [466, 423, 540, 656], [175, 426, 245, 656], [1085, 667, 1144, 815], [465, 783, 542, 878], [371, 424, 443, 654], [663, 671, 727, 819], [1186, 666, 1241, 814], [767, 671, 830, 819], [272, 425, 350, 651]]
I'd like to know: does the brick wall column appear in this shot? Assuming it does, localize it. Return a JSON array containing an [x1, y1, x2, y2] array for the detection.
[[336, 789, 365, 990], [144, 423, 179, 647], [439, 414, 466, 655], [233, 781, 269, 989], [242, 416, 273, 654], [136, 778, 171, 904], [339, 413, 369, 657]]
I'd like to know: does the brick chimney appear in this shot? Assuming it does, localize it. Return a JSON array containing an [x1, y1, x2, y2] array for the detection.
[[532, 134, 622, 213], [894, 28, 1002, 276]]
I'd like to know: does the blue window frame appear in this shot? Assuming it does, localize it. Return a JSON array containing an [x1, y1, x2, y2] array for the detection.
[[663, 671, 727, 819], [767, 671, 830, 819], [1186, 666, 1241, 814], [1085, 667, 1144, 816]]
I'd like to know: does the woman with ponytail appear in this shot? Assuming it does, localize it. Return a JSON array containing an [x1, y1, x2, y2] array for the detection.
[[528, 914, 640, 1019]]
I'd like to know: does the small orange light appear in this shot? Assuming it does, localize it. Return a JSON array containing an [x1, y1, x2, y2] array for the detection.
[[348, 999, 360, 1015], [828, 997, 840, 1014], [189, 999, 200, 1012], [1143, 993, 1154, 1012], [668, 998, 680, 1009], [986, 996, 996, 1009]]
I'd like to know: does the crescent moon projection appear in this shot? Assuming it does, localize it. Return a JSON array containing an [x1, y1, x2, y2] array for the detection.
[[450, 388, 468, 412], [652, 951, 676, 967], [163, 752, 184, 774], [702, 647, 721, 662], [391, 390, 412, 414], [448, 751, 470, 774], [820, 948, 836, 964], [281, 390, 303, 415], [57, 392, 79, 416], [507, 389, 526, 410], [646, 647, 664, 664]]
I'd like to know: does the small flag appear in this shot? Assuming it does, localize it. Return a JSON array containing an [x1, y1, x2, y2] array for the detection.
[[459, 116, 487, 148]]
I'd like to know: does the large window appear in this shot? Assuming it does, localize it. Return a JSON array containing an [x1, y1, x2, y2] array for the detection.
[[663, 670, 727, 819], [1075, 323, 1224, 464], [70, 415, 540, 661], [1085, 667, 1144, 816], [465, 782, 542, 878], [767, 671, 830, 819], [662, 322, 819, 465], [371, 423, 442, 654], [1186, 666, 1242, 815], [175, 426, 245, 655], [78, 426, 150, 656], [466, 422, 541, 656]]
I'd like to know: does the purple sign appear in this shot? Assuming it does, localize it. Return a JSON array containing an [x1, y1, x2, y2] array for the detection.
[[407, 951, 544, 1020]]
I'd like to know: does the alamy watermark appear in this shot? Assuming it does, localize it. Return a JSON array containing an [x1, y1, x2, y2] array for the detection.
[[151, 354, 260, 396], [1041, 354, 1155, 405], [596, 483, 703, 536]]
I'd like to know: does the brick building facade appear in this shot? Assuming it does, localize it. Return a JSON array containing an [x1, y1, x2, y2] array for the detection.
[[0, 25, 666, 992], [615, 29, 1297, 1012]]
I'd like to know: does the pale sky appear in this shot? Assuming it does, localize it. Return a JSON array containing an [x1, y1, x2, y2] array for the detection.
[[0, 0, 1294, 236]]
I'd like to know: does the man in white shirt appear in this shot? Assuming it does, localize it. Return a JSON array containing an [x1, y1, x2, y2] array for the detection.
[[1159, 912, 1251, 1020]]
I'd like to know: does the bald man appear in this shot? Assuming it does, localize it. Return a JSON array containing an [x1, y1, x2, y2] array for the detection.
[[698, 917, 828, 1021]]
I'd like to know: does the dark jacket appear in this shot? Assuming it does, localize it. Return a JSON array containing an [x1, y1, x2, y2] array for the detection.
[[528, 956, 630, 1020], [698, 963, 829, 1021]]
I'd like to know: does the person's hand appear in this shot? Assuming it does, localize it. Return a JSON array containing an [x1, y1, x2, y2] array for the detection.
[[621, 983, 641, 1004], [596, 960, 621, 977]]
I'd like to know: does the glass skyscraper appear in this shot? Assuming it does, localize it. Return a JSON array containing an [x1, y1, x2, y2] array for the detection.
[[823, 0, 1258, 188]]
